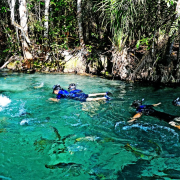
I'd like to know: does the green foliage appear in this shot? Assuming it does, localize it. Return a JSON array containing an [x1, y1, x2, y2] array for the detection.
[[136, 36, 153, 49], [86, 45, 93, 52], [1, 6, 9, 13], [34, 21, 44, 32], [165, 0, 175, 7], [27, 3, 33, 10], [0, 0, 179, 71], [97, 0, 177, 50], [3, 49, 10, 53], [45, 0, 78, 47], [91, 32, 99, 39], [113, 30, 128, 50]]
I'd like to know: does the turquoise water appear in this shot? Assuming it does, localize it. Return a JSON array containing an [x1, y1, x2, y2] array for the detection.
[[1, 71, 180, 180]]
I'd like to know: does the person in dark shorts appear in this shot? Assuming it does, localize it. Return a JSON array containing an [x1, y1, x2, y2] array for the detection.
[[128, 99, 180, 130], [49, 84, 111, 102]]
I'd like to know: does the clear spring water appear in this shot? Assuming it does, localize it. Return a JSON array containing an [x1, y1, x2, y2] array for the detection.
[[1, 71, 180, 180]]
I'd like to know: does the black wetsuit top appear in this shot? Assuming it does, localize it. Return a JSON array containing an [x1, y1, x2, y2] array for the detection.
[[136, 105, 178, 123]]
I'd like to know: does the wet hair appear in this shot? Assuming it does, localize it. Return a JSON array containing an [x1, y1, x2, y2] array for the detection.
[[52, 84, 62, 93], [172, 97, 180, 106], [131, 99, 144, 108], [68, 83, 76, 90]]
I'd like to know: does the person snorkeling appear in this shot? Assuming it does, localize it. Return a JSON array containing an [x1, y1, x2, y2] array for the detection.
[[172, 97, 180, 106], [128, 99, 180, 130], [49, 84, 111, 102], [68, 83, 83, 94]]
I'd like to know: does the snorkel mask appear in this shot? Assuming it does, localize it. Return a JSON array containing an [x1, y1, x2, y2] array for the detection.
[[52, 84, 61, 93], [172, 97, 180, 106], [68, 83, 76, 90], [131, 98, 144, 108]]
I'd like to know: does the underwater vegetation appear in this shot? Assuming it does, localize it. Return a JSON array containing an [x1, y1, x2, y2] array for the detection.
[[124, 140, 162, 160]]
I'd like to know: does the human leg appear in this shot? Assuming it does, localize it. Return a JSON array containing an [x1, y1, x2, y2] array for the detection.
[[169, 121, 180, 130], [86, 97, 107, 101], [88, 92, 112, 97], [173, 117, 180, 122], [88, 93, 106, 97]]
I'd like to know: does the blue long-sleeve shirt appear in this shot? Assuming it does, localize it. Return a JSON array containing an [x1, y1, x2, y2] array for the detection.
[[56, 89, 88, 101], [56, 89, 70, 99]]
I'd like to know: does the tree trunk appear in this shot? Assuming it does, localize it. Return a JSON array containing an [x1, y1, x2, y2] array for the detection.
[[19, 0, 33, 68], [9, 0, 33, 68], [176, 0, 180, 66], [77, 0, 85, 48], [43, 0, 50, 61], [9, 0, 15, 25], [44, 0, 50, 40]]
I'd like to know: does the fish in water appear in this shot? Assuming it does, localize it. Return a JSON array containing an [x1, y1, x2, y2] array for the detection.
[[124, 141, 161, 159], [45, 162, 81, 169], [75, 136, 100, 142], [0, 128, 6, 133], [34, 138, 54, 152]]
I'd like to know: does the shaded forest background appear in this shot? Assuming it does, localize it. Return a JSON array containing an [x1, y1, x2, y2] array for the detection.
[[1, 0, 180, 84]]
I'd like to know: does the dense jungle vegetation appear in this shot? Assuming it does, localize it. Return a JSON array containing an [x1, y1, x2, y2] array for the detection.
[[1, 0, 180, 83]]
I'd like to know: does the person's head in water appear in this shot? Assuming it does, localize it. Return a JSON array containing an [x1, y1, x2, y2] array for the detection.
[[172, 97, 180, 106], [52, 84, 62, 94], [68, 83, 76, 91], [131, 99, 144, 108]]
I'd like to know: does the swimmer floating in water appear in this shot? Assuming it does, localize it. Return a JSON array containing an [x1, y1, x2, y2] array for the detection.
[[49, 84, 112, 102], [128, 99, 180, 130]]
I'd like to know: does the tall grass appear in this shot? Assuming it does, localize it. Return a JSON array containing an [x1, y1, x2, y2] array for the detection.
[[96, 0, 177, 50]]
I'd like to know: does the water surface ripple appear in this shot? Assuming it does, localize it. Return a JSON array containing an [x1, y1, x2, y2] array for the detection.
[[0, 72, 180, 179]]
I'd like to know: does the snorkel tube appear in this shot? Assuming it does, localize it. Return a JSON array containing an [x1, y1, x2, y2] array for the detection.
[[52, 84, 62, 93], [172, 97, 180, 106], [68, 83, 76, 90], [131, 98, 144, 108]]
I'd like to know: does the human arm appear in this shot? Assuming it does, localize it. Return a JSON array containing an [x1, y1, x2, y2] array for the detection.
[[128, 112, 142, 123], [48, 98, 60, 102], [152, 102, 161, 107], [49, 90, 62, 102]]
